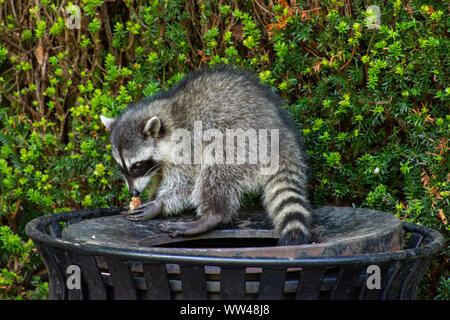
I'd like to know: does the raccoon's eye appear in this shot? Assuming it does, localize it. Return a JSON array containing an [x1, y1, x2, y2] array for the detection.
[[129, 159, 158, 177], [130, 161, 150, 176], [132, 162, 143, 170]]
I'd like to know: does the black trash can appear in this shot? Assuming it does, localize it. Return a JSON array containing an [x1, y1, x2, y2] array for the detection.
[[26, 207, 444, 300]]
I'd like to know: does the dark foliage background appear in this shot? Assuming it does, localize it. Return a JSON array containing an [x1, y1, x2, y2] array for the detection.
[[0, 0, 448, 299]]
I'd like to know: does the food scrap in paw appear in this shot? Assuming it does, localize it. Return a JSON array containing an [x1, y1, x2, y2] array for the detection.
[[129, 197, 141, 210]]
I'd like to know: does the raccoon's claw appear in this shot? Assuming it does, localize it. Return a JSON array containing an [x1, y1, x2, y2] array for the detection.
[[158, 214, 223, 237], [158, 222, 188, 237], [122, 201, 161, 222], [124, 212, 154, 222], [123, 200, 153, 213]]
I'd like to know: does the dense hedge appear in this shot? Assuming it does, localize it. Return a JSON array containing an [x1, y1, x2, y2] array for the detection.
[[0, 0, 448, 299]]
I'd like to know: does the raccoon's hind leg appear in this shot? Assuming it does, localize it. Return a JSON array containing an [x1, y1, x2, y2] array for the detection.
[[158, 166, 240, 237], [263, 166, 312, 245]]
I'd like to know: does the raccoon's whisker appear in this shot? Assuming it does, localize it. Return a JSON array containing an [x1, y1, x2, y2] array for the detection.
[[144, 164, 159, 176], [110, 166, 126, 182]]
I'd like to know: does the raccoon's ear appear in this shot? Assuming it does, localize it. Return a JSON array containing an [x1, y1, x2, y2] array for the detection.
[[143, 116, 162, 138], [100, 115, 116, 132]]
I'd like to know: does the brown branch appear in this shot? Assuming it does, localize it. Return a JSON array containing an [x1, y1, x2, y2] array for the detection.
[[9, 0, 17, 22], [100, 2, 118, 60], [254, 0, 275, 17], [338, 45, 358, 72], [303, 45, 320, 58], [366, 30, 375, 56]]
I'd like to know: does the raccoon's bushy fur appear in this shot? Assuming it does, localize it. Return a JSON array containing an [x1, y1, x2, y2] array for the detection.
[[102, 65, 312, 245]]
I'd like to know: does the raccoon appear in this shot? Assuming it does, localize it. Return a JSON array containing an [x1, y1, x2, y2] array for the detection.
[[100, 65, 312, 245]]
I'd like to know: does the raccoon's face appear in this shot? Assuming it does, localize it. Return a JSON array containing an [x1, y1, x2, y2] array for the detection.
[[100, 114, 163, 196]]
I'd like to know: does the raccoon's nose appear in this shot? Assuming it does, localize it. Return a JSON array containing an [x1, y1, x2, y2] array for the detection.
[[131, 189, 140, 197]]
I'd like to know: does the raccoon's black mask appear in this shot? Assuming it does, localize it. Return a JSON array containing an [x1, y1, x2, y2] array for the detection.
[[100, 114, 163, 195]]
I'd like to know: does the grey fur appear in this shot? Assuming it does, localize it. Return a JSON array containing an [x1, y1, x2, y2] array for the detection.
[[102, 65, 311, 245]]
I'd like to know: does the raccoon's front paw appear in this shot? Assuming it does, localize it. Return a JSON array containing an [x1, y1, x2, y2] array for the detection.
[[122, 201, 162, 222]]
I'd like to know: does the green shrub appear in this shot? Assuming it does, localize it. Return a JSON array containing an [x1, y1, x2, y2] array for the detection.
[[0, 226, 48, 299], [0, 0, 448, 299]]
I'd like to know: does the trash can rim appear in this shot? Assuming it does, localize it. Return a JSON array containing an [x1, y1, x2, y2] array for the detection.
[[25, 207, 444, 267]]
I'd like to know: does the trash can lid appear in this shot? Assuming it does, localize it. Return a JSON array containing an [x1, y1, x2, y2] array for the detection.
[[61, 206, 403, 259]]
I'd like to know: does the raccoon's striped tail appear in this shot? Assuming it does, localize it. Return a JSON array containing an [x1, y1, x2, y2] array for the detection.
[[263, 168, 312, 246]]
